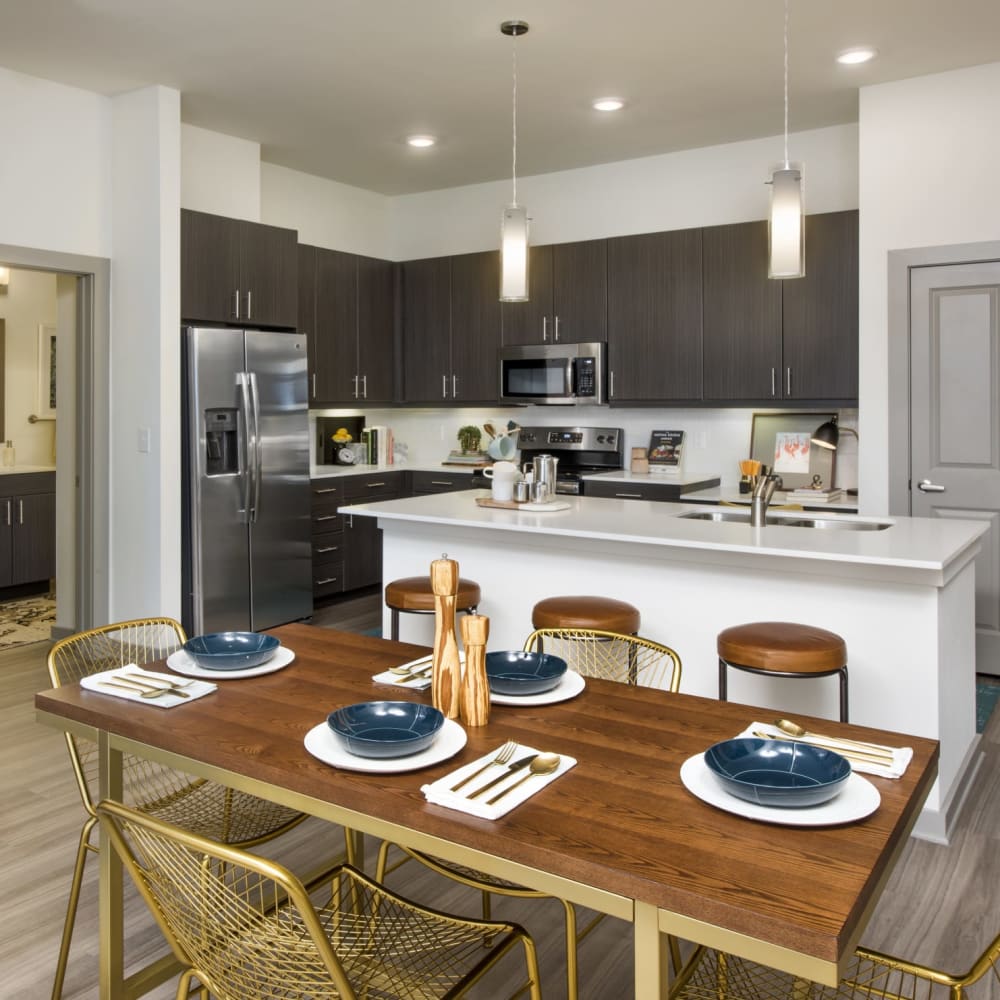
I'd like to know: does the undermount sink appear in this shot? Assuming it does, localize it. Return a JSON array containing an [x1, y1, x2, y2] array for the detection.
[[679, 510, 891, 531]]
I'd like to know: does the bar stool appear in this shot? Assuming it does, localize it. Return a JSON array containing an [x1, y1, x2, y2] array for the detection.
[[531, 595, 641, 634], [384, 576, 481, 641], [717, 621, 849, 722]]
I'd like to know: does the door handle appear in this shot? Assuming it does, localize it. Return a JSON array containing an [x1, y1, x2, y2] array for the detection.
[[917, 479, 946, 493], [771, 367, 776, 397], [554, 315, 560, 342], [361, 374, 367, 399], [311, 373, 316, 398], [236, 372, 253, 523], [442, 374, 448, 398], [786, 367, 792, 396], [452, 374, 458, 397], [18, 499, 23, 525], [245, 290, 252, 319], [353, 374, 359, 399], [232, 289, 241, 320], [248, 372, 262, 522], [542, 316, 548, 342]]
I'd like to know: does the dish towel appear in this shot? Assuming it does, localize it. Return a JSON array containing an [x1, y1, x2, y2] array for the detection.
[[740, 722, 912, 779], [80, 666, 216, 708], [372, 654, 434, 690], [422, 744, 577, 820]]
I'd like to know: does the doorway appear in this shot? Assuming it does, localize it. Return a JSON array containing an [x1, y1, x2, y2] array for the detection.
[[889, 242, 1000, 677], [0, 242, 111, 641]]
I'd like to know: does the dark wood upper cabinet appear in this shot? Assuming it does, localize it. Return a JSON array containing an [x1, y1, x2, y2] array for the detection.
[[298, 244, 317, 400], [402, 251, 500, 404], [781, 210, 859, 402], [702, 220, 783, 401], [181, 209, 297, 328], [607, 228, 703, 402], [356, 255, 396, 404], [501, 240, 606, 345]]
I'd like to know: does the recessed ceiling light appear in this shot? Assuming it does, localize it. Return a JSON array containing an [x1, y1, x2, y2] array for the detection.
[[406, 135, 436, 148], [836, 47, 878, 65], [592, 97, 625, 112]]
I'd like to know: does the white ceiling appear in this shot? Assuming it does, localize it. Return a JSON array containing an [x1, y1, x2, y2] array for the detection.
[[3, 0, 1000, 195]]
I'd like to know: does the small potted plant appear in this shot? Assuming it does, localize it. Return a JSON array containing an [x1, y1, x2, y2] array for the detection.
[[457, 425, 483, 455]]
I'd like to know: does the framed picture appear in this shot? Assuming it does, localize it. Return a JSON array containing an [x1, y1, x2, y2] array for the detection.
[[37, 323, 57, 420], [749, 412, 835, 490], [648, 430, 684, 467]]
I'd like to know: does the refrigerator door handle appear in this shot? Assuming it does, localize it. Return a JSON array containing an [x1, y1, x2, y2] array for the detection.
[[236, 372, 254, 524], [248, 371, 263, 523]]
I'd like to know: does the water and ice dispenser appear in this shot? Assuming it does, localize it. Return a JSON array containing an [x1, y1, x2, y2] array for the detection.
[[204, 408, 239, 475]]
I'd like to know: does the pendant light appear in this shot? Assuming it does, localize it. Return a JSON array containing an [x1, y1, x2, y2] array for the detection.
[[768, 0, 805, 279], [499, 19, 529, 302]]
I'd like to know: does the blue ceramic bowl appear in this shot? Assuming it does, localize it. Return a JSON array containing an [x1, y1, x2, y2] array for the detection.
[[485, 651, 568, 696], [704, 738, 851, 808], [326, 701, 445, 758], [183, 632, 280, 671]]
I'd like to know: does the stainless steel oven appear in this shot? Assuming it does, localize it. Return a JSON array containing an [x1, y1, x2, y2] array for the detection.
[[499, 342, 605, 405]]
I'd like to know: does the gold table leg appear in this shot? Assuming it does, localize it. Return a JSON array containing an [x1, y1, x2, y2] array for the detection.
[[635, 900, 671, 999], [98, 731, 124, 1000]]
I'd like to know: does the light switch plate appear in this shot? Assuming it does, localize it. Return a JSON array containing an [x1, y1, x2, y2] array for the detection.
[[137, 427, 151, 453]]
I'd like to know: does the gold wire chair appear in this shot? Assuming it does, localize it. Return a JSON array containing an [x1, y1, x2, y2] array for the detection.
[[96, 798, 542, 1000], [668, 934, 1000, 1000], [47, 617, 310, 999], [377, 628, 683, 999]]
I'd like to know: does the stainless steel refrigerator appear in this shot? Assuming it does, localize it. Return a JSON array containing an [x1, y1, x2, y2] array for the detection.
[[182, 326, 312, 635]]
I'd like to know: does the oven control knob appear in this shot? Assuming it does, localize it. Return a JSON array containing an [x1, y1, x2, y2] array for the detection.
[[606, 435, 616, 445], [596, 434, 605, 443]]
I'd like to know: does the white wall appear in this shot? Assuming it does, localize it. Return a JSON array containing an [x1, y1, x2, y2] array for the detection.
[[261, 163, 392, 258], [389, 125, 859, 260], [109, 85, 182, 621], [858, 62, 1000, 514], [0, 269, 58, 465], [181, 124, 261, 221], [0, 67, 112, 258]]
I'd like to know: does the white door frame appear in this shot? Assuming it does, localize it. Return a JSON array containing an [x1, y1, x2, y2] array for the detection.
[[0, 242, 110, 632], [888, 240, 1000, 516]]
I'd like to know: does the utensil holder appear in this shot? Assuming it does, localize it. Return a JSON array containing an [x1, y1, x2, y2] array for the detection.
[[430, 556, 462, 719], [459, 615, 490, 726]]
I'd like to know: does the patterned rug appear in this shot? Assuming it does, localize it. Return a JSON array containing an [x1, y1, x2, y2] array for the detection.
[[0, 593, 56, 648]]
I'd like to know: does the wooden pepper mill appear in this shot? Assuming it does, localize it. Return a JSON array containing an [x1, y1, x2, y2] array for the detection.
[[459, 614, 490, 727], [430, 555, 462, 719]]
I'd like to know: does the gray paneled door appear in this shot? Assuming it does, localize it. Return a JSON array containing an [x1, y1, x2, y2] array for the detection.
[[910, 262, 1000, 675]]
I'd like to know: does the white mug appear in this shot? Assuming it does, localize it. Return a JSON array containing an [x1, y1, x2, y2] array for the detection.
[[483, 460, 519, 482], [491, 479, 514, 502]]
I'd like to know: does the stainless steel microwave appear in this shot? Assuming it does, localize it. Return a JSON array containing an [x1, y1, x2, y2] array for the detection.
[[498, 342, 606, 405]]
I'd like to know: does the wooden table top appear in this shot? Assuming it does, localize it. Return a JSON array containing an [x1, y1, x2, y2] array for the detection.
[[35, 622, 938, 969]]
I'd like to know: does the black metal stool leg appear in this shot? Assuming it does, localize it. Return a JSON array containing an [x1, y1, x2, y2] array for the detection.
[[838, 666, 849, 722], [390, 608, 400, 641], [718, 658, 728, 701]]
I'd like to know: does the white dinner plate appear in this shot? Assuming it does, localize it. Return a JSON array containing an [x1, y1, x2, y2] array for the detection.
[[304, 717, 467, 774], [489, 670, 586, 706], [680, 753, 881, 826], [166, 645, 295, 680]]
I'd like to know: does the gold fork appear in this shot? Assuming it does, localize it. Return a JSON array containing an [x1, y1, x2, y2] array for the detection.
[[449, 739, 518, 792]]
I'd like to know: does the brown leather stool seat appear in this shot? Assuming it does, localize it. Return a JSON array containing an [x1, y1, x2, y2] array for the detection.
[[531, 596, 641, 635], [718, 621, 849, 721], [384, 576, 482, 640]]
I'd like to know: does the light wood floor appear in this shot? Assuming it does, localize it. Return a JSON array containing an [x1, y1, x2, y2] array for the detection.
[[5, 599, 999, 998]]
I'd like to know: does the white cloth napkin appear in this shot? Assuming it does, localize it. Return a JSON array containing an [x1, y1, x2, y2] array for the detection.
[[422, 744, 577, 820], [740, 721, 912, 779], [372, 654, 434, 690], [80, 665, 216, 708]]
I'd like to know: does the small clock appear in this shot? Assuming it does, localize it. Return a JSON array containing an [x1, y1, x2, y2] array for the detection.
[[337, 446, 357, 465]]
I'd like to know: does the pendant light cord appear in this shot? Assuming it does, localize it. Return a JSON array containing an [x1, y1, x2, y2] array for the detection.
[[511, 32, 518, 205], [783, 0, 789, 168]]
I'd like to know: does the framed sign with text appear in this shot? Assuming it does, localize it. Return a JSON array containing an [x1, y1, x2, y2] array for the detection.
[[648, 430, 683, 469]]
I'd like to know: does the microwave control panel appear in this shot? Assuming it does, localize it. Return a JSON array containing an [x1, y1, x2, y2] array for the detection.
[[574, 357, 597, 397]]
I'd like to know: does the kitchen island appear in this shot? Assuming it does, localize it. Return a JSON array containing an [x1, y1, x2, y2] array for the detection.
[[341, 490, 986, 842]]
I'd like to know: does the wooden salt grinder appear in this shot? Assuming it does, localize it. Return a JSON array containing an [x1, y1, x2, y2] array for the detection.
[[459, 614, 490, 727], [430, 555, 462, 719]]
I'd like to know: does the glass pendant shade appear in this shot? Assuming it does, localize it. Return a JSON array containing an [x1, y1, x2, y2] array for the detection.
[[500, 204, 529, 302], [768, 164, 805, 278]]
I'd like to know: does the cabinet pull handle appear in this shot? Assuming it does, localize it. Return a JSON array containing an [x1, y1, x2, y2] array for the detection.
[[246, 290, 252, 319], [442, 374, 448, 398], [232, 289, 240, 319], [542, 316, 548, 342], [4, 500, 9, 526], [452, 374, 458, 397], [609, 370, 615, 398], [771, 367, 776, 397], [315, 514, 340, 522], [615, 493, 643, 499], [365, 482, 386, 488], [554, 315, 560, 342], [316, 545, 340, 554], [361, 374, 367, 399], [352, 374, 359, 399], [430, 480, 453, 486], [18, 499, 23, 525], [313, 487, 339, 495], [786, 367, 792, 396], [315, 577, 339, 586], [311, 373, 316, 398]]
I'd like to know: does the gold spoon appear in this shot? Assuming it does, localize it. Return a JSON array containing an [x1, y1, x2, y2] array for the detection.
[[486, 753, 561, 805], [774, 719, 893, 757], [99, 679, 170, 700], [389, 656, 433, 676]]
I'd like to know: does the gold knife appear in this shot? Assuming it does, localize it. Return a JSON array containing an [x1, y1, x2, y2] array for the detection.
[[466, 755, 538, 799]]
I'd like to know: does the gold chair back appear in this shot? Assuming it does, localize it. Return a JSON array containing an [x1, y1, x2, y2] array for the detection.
[[97, 799, 542, 1000], [523, 627, 682, 691]]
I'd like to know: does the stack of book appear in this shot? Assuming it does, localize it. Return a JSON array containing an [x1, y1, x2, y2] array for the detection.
[[787, 487, 843, 503], [444, 450, 489, 466], [361, 426, 394, 466]]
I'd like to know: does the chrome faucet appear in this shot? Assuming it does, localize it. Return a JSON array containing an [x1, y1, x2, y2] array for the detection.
[[750, 475, 778, 527]]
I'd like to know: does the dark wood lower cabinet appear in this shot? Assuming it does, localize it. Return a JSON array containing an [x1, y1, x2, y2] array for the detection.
[[0, 474, 56, 590]]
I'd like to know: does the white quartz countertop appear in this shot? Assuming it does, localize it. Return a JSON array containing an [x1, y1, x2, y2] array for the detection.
[[0, 465, 56, 475], [341, 489, 986, 581], [310, 462, 475, 479]]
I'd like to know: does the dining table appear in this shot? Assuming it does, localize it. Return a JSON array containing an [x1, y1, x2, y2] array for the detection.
[[34, 622, 939, 1000]]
